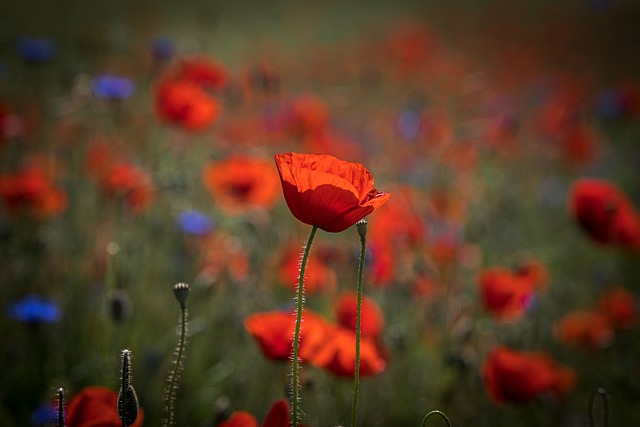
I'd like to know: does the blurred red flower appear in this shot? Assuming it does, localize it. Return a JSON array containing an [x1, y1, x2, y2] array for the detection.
[[274, 152, 391, 232], [99, 162, 155, 214], [217, 399, 290, 427], [334, 292, 384, 339], [66, 386, 144, 427], [482, 347, 576, 404], [203, 156, 280, 213], [477, 268, 536, 321], [306, 324, 386, 378], [597, 287, 638, 329], [278, 244, 337, 294], [0, 165, 67, 218], [174, 57, 229, 91], [244, 310, 329, 361], [555, 311, 614, 349], [515, 259, 549, 291], [155, 79, 221, 132], [569, 178, 640, 250], [287, 94, 329, 137]]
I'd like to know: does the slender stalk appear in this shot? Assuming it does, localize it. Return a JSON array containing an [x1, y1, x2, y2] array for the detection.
[[351, 220, 367, 427], [163, 283, 190, 427], [587, 388, 609, 427], [57, 388, 65, 427], [420, 410, 453, 427], [291, 225, 318, 427]]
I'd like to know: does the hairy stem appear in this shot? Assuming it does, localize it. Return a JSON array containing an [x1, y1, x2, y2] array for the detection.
[[421, 410, 453, 427], [350, 226, 366, 427], [291, 225, 318, 427]]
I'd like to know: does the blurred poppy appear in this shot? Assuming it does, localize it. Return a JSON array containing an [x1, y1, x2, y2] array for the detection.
[[569, 178, 640, 249], [515, 259, 549, 291], [287, 94, 329, 137], [217, 399, 290, 427], [278, 245, 337, 294], [482, 346, 576, 404], [99, 162, 155, 214], [597, 287, 638, 329], [218, 411, 257, 427], [0, 165, 67, 218], [155, 79, 221, 132], [555, 311, 613, 349], [174, 57, 229, 91], [244, 310, 329, 361], [368, 186, 426, 246], [477, 268, 535, 321], [274, 152, 391, 233], [66, 386, 144, 427], [334, 292, 384, 339], [307, 325, 386, 378], [203, 156, 280, 213]]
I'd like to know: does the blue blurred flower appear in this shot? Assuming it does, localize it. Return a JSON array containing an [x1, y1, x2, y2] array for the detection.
[[30, 403, 57, 425], [397, 108, 421, 141], [150, 37, 176, 60], [177, 210, 214, 236], [93, 74, 135, 100], [15, 37, 56, 63], [594, 89, 624, 119], [7, 294, 61, 323]]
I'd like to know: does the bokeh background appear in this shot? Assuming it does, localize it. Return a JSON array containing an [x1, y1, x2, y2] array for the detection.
[[1, 0, 640, 426]]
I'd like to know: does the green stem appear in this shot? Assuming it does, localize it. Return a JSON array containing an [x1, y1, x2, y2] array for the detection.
[[57, 388, 65, 427], [421, 410, 452, 427], [164, 307, 187, 427], [350, 229, 366, 427], [587, 388, 609, 427], [291, 225, 318, 427]]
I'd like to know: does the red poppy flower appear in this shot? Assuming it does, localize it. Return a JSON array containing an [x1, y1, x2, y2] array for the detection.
[[334, 292, 384, 339], [287, 94, 329, 137], [483, 347, 576, 404], [0, 165, 67, 218], [218, 411, 258, 427], [203, 156, 280, 213], [368, 187, 426, 246], [66, 386, 144, 427], [155, 79, 221, 132], [244, 310, 330, 361], [597, 287, 638, 329], [569, 178, 640, 249], [174, 57, 228, 91], [99, 162, 155, 214], [555, 311, 614, 349], [515, 259, 549, 291], [217, 399, 290, 427], [477, 268, 535, 321], [274, 152, 391, 232], [306, 325, 386, 378], [367, 238, 396, 287], [278, 244, 337, 294]]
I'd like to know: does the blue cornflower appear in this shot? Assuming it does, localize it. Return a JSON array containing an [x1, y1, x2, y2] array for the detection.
[[30, 403, 57, 425], [177, 210, 214, 236], [15, 37, 56, 63], [7, 294, 61, 323], [150, 37, 175, 60], [93, 74, 135, 100], [397, 108, 421, 141]]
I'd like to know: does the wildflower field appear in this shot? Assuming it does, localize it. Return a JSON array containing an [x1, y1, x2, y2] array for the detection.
[[1, 0, 640, 426]]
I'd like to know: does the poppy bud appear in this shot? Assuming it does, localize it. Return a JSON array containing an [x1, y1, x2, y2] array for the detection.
[[173, 282, 190, 310], [356, 219, 368, 238]]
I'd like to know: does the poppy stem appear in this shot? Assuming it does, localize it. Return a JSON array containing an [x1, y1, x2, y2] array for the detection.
[[420, 410, 453, 427], [291, 225, 318, 427], [57, 388, 65, 427], [587, 387, 609, 427], [351, 220, 367, 427]]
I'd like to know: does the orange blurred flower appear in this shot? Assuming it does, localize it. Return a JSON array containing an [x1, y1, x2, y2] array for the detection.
[[203, 156, 280, 213], [568, 178, 640, 250], [99, 162, 155, 214], [244, 310, 329, 361], [482, 346, 576, 404], [555, 311, 614, 349], [155, 79, 221, 132], [278, 244, 337, 294], [0, 165, 67, 218], [274, 152, 391, 233], [597, 287, 638, 329], [334, 292, 384, 339], [477, 268, 536, 321], [217, 399, 290, 427], [287, 94, 329, 137], [66, 386, 144, 427], [174, 56, 228, 91]]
